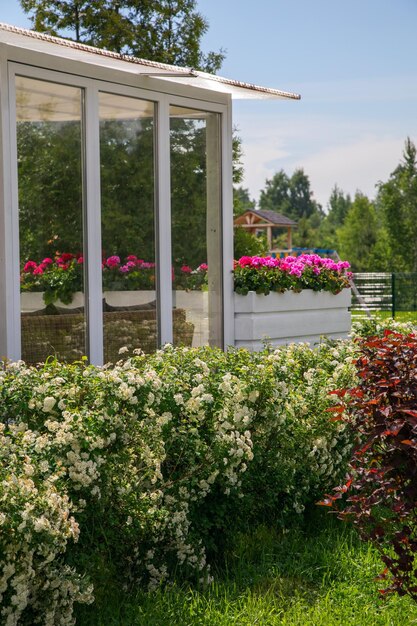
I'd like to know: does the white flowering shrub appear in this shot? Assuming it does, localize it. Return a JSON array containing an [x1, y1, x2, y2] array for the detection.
[[350, 316, 415, 339], [0, 336, 365, 623], [225, 341, 359, 523]]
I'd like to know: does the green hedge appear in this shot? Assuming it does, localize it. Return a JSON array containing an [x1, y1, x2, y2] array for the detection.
[[0, 320, 412, 624]]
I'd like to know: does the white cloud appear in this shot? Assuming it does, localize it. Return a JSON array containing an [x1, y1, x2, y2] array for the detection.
[[235, 102, 413, 209], [295, 136, 405, 208], [241, 134, 405, 209]]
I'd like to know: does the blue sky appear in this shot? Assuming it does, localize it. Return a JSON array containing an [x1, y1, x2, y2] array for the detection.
[[2, 0, 417, 208]]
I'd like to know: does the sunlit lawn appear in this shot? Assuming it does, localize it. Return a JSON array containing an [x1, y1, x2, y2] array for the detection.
[[76, 512, 417, 626], [352, 310, 417, 324]]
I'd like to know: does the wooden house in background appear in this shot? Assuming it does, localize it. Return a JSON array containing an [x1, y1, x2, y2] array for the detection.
[[234, 209, 297, 253]]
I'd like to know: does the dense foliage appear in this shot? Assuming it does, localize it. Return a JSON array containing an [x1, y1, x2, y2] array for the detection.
[[0, 338, 359, 624], [320, 329, 417, 599], [233, 254, 351, 295], [20, 0, 224, 72]]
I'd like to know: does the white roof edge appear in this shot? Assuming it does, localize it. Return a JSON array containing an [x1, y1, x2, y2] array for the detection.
[[0, 22, 300, 101], [193, 70, 300, 101]]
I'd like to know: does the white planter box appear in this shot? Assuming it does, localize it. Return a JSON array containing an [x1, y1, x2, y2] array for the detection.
[[234, 289, 351, 350]]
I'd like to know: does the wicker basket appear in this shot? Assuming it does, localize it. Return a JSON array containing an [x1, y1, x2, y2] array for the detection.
[[21, 308, 194, 365]]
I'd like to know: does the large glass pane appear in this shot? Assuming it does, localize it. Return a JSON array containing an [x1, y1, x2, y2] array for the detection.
[[170, 106, 223, 348], [99, 92, 157, 360], [17, 76, 86, 364]]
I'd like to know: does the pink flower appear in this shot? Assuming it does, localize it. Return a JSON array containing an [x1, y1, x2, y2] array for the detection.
[[42, 258, 53, 265], [198, 263, 208, 272], [60, 253, 74, 262], [33, 266, 44, 275], [77, 256, 84, 264], [23, 261, 37, 273], [181, 265, 192, 274], [127, 255, 137, 262], [106, 255, 120, 268], [238, 256, 253, 267]]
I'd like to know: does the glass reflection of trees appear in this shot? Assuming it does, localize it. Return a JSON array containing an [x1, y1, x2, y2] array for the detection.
[[100, 116, 155, 261], [17, 120, 83, 262], [170, 117, 208, 269]]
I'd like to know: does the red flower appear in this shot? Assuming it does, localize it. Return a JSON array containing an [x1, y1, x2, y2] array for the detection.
[[60, 253, 74, 262], [23, 261, 37, 273]]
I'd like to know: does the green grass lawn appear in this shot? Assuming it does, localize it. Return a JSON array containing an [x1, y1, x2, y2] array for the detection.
[[351, 310, 417, 324], [75, 512, 417, 626]]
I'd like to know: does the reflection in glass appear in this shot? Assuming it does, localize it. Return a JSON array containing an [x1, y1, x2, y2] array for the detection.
[[16, 76, 86, 364], [170, 106, 222, 348], [99, 92, 158, 360]]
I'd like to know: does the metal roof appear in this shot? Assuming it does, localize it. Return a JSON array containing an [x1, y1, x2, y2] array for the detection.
[[0, 22, 301, 101]]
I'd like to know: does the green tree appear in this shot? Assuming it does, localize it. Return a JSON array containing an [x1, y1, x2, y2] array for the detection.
[[99, 116, 155, 259], [259, 168, 322, 222], [258, 168, 324, 249], [258, 170, 291, 215], [19, 0, 224, 71], [18, 0, 227, 268], [327, 185, 352, 227], [289, 169, 322, 221], [233, 186, 255, 217], [377, 138, 417, 271], [318, 185, 352, 250], [233, 227, 268, 259], [337, 193, 380, 272], [17, 120, 83, 261]]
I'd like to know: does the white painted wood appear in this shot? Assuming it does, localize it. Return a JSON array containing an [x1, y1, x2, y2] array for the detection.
[[206, 112, 222, 348], [156, 97, 173, 345], [84, 85, 104, 365], [234, 289, 351, 313], [2, 39, 230, 106], [1, 48, 233, 359], [234, 289, 352, 350], [1, 56, 21, 361], [222, 101, 235, 350]]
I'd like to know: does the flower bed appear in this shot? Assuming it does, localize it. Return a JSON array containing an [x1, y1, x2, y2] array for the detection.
[[233, 254, 352, 348], [233, 254, 352, 295], [21, 253, 208, 305]]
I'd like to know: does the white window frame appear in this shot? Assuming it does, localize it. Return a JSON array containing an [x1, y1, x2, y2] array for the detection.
[[2, 61, 233, 364]]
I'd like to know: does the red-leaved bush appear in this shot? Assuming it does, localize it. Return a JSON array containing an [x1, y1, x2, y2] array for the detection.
[[319, 329, 417, 599]]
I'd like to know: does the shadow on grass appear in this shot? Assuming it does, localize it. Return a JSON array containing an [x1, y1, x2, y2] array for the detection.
[[75, 509, 417, 625]]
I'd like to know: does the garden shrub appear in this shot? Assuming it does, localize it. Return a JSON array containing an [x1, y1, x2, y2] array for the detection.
[[320, 329, 417, 599], [350, 316, 415, 339], [0, 338, 360, 623]]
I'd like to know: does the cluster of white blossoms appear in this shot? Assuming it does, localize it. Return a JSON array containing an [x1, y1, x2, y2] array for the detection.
[[0, 421, 93, 625], [0, 331, 372, 620]]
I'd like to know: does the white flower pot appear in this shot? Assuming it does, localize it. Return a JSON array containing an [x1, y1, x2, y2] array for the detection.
[[234, 289, 351, 350]]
